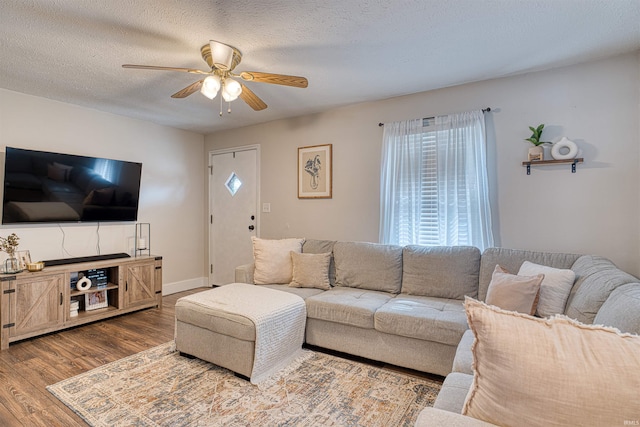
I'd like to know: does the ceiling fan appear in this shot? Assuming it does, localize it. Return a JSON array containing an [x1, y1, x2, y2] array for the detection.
[[123, 40, 308, 115]]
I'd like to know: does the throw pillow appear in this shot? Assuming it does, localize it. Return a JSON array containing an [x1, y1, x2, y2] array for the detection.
[[485, 264, 542, 315], [47, 163, 67, 182], [518, 260, 576, 317], [289, 251, 331, 290], [462, 297, 640, 427], [252, 237, 305, 284]]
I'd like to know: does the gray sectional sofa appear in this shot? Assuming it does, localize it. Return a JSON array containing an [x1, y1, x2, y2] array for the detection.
[[236, 240, 482, 376], [235, 239, 640, 422], [419, 249, 640, 426]]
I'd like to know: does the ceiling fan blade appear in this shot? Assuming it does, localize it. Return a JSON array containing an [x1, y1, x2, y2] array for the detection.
[[122, 64, 210, 75], [239, 84, 267, 111], [239, 71, 308, 88], [171, 80, 204, 98]]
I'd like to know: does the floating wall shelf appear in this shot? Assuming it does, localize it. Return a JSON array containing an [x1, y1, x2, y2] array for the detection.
[[522, 158, 584, 175]]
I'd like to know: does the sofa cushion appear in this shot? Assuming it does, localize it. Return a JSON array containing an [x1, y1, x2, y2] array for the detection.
[[252, 237, 305, 284], [485, 265, 542, 315], [518, 261, 575, 317], [289, 251, 331, 290], [305, 287, 393, 329], [462, 298, 640, 427], [259, 284, 325, 300], [478, 248, 580, 301], [374, 295, 467, 346], [593, 283, 640, 335], [433, 372, 476, 415], [401, 245, 480, 299], [333, 241, 403, 293], [302, 239, 336, 286], [416, 407, 495, 427], [565, 255, 638, 324]]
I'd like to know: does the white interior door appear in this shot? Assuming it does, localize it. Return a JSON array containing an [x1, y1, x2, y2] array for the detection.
[[209, 146, 259, 285]]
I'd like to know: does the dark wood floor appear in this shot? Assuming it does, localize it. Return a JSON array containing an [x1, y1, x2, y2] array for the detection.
[[0, 288, 207, 426], [0, 287, 443, 426]]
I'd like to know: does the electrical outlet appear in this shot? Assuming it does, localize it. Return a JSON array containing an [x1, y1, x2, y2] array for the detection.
[[262, 203, 271, 213]]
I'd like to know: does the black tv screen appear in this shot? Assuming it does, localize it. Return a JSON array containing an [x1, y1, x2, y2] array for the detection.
[[2, 147, 142, 224]]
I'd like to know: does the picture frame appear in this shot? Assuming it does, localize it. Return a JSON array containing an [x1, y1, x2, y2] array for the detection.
[[16, 250, 31, 271], [298, 144, 332, 199], [85, 290, 108, 311]]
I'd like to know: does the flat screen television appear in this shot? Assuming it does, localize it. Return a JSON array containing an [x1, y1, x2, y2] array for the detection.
[[2, 147, 142, 224]]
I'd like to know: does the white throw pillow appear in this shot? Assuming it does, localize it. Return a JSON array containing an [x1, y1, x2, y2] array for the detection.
[[252, 237, 305, 284], [289, 251, 332, 290], [518, 260, 575, 317], [463, 297, 640, 427]]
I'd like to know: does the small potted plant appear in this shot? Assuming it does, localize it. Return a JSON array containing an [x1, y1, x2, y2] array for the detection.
[[525, 124, 551, 161], [0, 233, 20, 273]]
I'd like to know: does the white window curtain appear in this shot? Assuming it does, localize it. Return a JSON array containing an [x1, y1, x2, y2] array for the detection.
[[379, 110, 494, 250]]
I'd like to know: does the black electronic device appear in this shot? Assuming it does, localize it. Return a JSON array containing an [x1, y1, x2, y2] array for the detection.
[[2, 147, 142, 224], [44, 252, 131, 267]]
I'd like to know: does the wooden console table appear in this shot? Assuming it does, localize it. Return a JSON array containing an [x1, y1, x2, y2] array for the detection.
[[0, 255, 162, 350]]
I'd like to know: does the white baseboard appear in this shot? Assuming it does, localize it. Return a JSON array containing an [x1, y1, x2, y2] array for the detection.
[[162, 277, 208, 295]]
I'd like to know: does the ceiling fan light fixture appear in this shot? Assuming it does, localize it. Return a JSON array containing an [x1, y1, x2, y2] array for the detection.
[[221, 78, 242, 102], [209, 40, 234, 71], [200, 75, 221, 99]]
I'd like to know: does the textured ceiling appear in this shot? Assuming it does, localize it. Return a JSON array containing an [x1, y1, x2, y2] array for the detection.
[[1, 0, 639, 135]]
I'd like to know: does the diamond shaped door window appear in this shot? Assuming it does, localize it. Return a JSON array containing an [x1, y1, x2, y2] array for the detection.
[[225, 172, 242, 196]]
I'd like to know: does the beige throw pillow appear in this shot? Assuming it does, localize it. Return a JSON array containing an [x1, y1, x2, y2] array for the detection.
[[289, 251, 331, 290], [463, 298, 640, 427], [518, 261, 576, 317], [252, 237, 305, 284], [485, 265, 542, 315]]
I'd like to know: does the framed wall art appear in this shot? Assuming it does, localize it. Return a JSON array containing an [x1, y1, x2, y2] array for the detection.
[[298, 144, 332, 199]]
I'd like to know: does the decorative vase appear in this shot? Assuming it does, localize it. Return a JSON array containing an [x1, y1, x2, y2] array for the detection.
[[4, 256, 20, 273], [528, 146, 544, 161], [551, 137, 578, 160]]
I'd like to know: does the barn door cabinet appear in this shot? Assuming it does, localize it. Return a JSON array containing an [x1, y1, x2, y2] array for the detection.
[[1, 255, 162, 350]]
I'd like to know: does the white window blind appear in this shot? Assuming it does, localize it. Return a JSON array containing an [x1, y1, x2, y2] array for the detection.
[[379, 111, 494, 250]]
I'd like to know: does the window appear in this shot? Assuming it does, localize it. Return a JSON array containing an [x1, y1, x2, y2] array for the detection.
[[379, 110, 494, 250]]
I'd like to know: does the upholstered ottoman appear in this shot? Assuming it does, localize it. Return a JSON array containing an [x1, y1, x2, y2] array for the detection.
[[175, 283, 307, 383]]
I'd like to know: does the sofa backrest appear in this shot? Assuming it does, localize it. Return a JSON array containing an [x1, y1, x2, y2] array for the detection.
[[565, 255, 639, 325], [302, 239, 337, 286], [333, 241, 403, 293], [402, 245, 480, 299], [479, 248, 581, 301], [592, 283, 640, 335]]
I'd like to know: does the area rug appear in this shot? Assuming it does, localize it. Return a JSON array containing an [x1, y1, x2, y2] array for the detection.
[[47, 342, 441, 427]]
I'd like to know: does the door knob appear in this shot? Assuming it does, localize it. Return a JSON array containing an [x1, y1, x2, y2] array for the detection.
[[248, 225, 255, 231]]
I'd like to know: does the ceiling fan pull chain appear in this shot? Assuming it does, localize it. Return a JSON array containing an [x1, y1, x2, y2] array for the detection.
[[219, 95, 223, 117], [228, 102, 232, 114]]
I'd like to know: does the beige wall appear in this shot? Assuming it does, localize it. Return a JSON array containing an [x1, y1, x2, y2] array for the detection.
[[205, 52, 640, 277], [0, 89, 206, 292]]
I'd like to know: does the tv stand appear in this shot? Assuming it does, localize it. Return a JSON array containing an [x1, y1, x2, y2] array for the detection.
[[0, 254, 162, 350]]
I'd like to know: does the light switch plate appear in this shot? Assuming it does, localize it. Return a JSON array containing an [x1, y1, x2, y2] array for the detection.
[[262, 203, 271, 213]]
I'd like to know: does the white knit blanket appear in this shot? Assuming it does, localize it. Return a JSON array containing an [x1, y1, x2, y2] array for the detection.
[[194, 283, 307, 384]]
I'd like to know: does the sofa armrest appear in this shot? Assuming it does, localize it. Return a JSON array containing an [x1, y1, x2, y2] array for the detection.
[[452, 329, 475, 374], [235, 263, 255, 284], [415, 408, 496, 427]]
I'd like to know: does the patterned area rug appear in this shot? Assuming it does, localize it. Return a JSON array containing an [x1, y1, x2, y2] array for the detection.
[[47, 342, 441, 426]]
